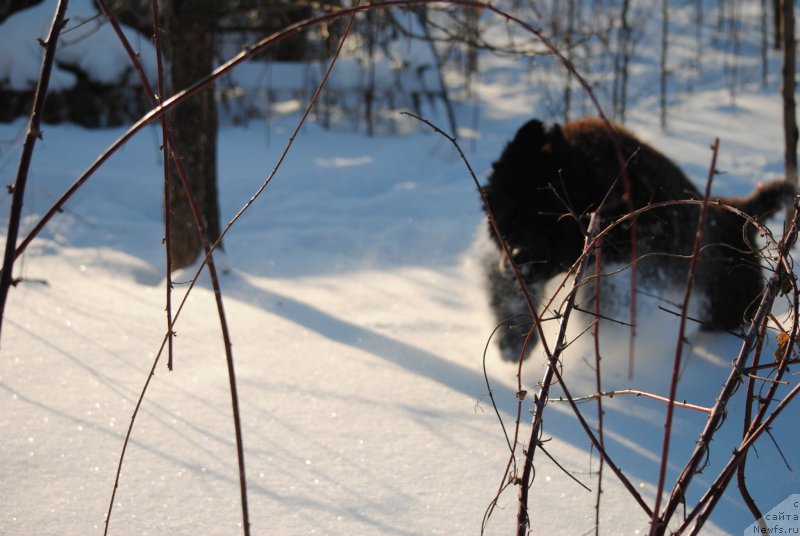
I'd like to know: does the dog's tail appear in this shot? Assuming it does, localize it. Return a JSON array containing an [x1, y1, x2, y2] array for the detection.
[[719, 180, 796, 220]]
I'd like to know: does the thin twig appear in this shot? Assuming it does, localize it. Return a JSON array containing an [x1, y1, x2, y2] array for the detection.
[[104, 6, 362, 534], [93, 2, 250, 533], [663, 197, 800, 534], [517, 213, 600, 535], [150, 0, 175, 371], [554, 389, 712, 414], [650, 138, 720, 536], [548, 355, 655, 518], [591, 232, 605, 536], [537, 442, 592, 493], [0, 0, 69, 345], [685, 244, 800, 534], [402, 110, 551, 534], [482, 318, 521, 455], [737, 315, 768, 531]]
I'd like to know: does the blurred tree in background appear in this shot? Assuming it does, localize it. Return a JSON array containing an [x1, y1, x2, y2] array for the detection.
[[0, 0, 795, 266], [162, 0, 221, 268]]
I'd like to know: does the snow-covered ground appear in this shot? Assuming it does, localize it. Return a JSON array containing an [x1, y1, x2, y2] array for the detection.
[[1, 2, 799, 535]]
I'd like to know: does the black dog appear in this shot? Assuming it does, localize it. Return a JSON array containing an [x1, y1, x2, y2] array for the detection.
[[484, 118, 793, 360]]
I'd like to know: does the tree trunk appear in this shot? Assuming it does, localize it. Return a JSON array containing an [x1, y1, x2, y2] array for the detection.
[[762, 0, 769, 87], [563, 0, 576, 123], [660, 0, 669, 129], [695, 0, 703, 76], [612, 0, 631, 122], [781, 0, 798, 185], [164, 0, 221, 269]]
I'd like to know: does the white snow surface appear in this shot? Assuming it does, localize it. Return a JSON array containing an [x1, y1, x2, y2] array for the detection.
[[1, 2, 799, 536]]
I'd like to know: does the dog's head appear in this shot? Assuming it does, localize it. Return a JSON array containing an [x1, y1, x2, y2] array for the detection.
[[485, 120, 584, 235]]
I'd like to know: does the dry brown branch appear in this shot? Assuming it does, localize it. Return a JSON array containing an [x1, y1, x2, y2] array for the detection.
[[402, 110, 551, 533], [658, 197, 800, 535], [0, 0, 69, 344], [738, 315, 769, 531], [93, 1, 251, 532], [150, 0, 174, 372], [591, 233, 605, 536], [516, 213, 601, 534], [102, 4, 362, 535], [650, 138, 720, 535], [554, 389, 712, 415]]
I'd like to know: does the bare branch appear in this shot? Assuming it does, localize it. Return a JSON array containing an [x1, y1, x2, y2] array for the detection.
[[650, 138, 720, 535], [517, 213, 601, 535], [553, 390, 712, 415], [661, 197, 800, 534], [0, 0, 69, 344]]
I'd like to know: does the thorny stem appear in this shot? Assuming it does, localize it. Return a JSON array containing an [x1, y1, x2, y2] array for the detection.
[[682, 234, 800, 535], [592, 235, 605, 536], [516, 214, 614, 535], [478, 195, 770, 533], [743, 357, 800, 372], [102, 5, 361, 535], [649, 139, 720, 536], [737, 317, 769, 529], [150, 0, 175, 372], [548, 349, 654, 518], [402, 111, 552, 534], [94, 2, 249, 533], [687, 372, 800, 534], [554, 389, 712, 414], [0, 0, 69, 345], [93, 0, 173, 367], [659, 197, 800, 534]]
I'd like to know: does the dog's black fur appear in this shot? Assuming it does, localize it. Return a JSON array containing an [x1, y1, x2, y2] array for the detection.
[[484, 117, 794, 360]]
